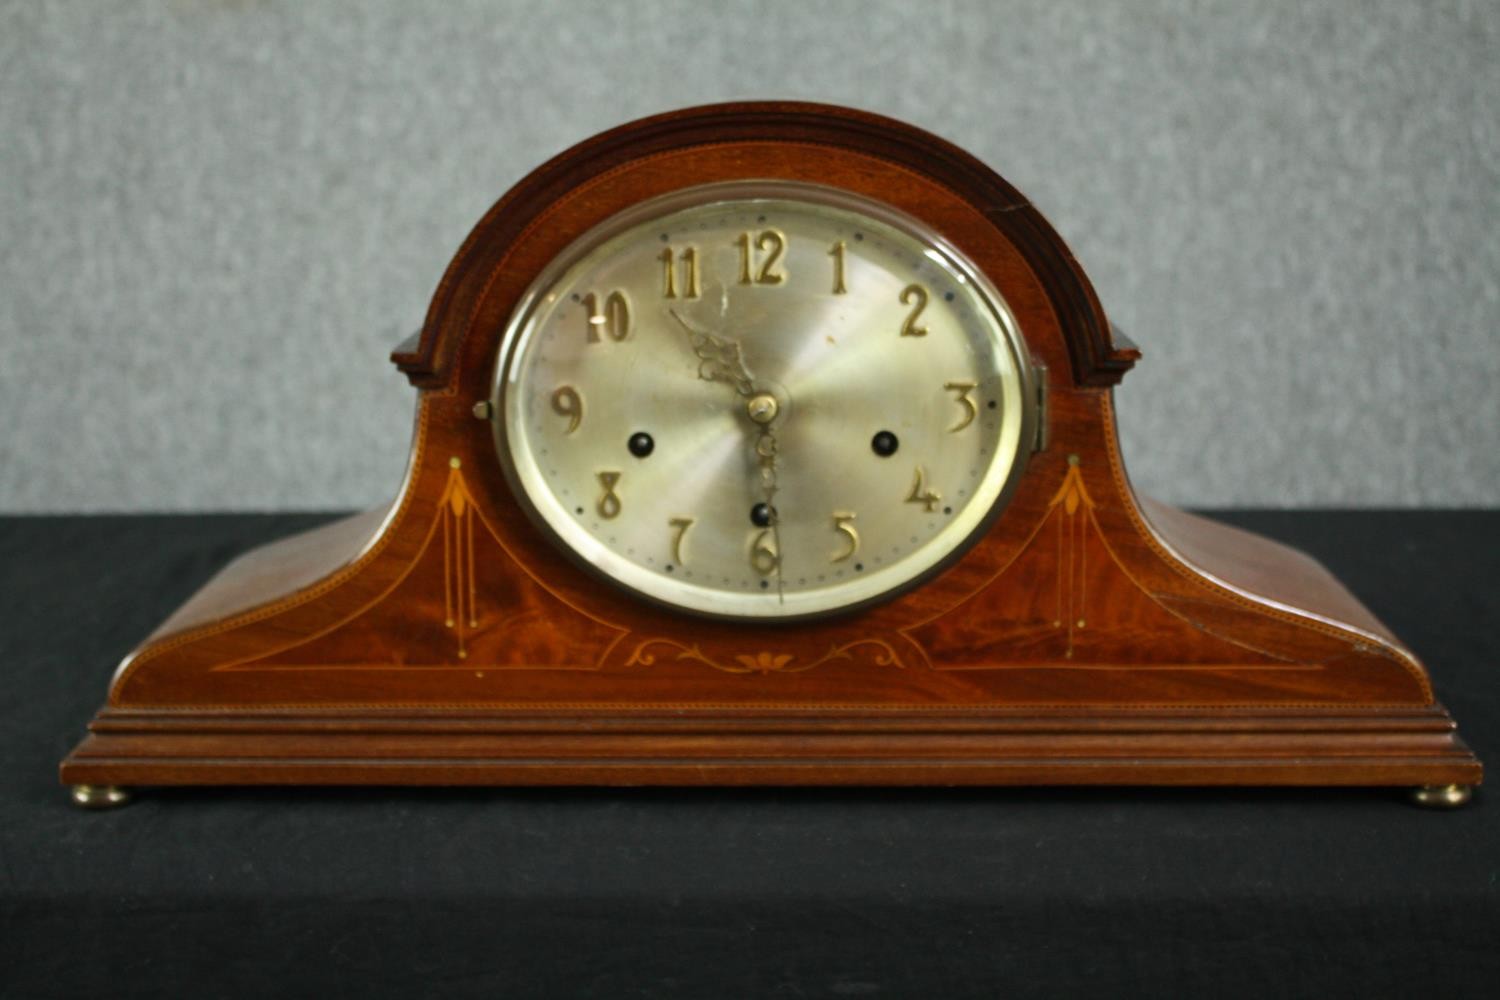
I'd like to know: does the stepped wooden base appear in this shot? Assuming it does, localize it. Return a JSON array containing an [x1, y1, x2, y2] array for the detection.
[[58, 106, 1484, 807], [60, 705, 1480, 790]]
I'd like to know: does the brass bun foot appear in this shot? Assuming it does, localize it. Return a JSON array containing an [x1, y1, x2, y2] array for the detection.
[[1410, 784, 1473, 809], [71, 784, 132, 810]]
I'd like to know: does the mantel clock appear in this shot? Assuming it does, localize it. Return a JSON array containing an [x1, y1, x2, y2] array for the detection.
[[61, 103, 1481, 807]]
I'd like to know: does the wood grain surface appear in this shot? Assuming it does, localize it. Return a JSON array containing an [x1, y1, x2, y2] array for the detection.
[[61, 103, 1480, 791]]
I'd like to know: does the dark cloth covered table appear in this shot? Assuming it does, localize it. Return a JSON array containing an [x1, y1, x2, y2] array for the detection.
[[2, 512, 1496, 998]]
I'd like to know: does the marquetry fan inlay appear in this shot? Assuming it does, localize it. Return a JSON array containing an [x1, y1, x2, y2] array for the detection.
[[60, 102, 1479, 801]]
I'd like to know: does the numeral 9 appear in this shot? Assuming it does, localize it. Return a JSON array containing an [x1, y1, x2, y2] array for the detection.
[[550, 386, 583, 433]]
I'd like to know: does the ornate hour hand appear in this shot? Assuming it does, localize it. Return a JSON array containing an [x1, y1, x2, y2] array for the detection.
[[669, 310, 785, 601], [669, 310, 757, 397], [751, 405, 785, 605]]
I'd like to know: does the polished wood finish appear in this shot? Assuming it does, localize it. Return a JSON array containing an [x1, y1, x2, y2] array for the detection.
[[61, 103, 1480, 792]]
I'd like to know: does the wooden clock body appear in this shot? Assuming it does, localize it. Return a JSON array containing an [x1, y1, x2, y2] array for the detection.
[[61, 103, 1480, 798]]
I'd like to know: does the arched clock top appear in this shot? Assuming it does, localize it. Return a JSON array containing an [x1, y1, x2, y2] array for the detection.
[[61, 102, 1477, 803], [391, 101, 1140, 391]]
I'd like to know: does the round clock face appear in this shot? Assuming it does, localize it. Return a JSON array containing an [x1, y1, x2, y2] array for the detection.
[[494, 181, 1036, 620]]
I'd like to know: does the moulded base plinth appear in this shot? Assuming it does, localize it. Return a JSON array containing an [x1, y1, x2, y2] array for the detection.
[[59, 705, 1482, 791]]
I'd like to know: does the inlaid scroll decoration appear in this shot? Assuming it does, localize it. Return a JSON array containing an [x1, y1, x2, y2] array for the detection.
[[1052, 454, 1093, 659], [210, 449, 631, 675], [440, 457, 479, 659], [905, 453, 1313, 672], [625, 638, 906, 675]]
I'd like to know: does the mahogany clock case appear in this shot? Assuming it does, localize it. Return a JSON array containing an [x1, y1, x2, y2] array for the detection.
[[59, 102, 1481, 797]]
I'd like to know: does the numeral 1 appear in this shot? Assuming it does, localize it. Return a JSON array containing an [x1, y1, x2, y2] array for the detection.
[[659, 246, 700, 299], [829, 240, 847, 294]]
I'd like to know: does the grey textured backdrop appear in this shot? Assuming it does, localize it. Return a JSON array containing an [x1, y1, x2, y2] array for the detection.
[[2, 0, 1496, 512]]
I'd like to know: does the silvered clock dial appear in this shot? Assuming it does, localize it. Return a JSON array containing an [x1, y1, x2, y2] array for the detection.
[[63, 104, 1479, 803], [493, 180, 1040, 619]]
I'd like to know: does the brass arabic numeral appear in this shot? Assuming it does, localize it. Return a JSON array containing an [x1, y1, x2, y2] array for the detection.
[[658, 248, 674, 298], [596, 470, 622, 520], [829, 240, 847, 294], [659, 246, 700, 299], [830, 511, 859, 563], [668, 516, 694, 565], [749, 529, 779, 576], [582, 290, 630, 343], [944, 380, 978, 432], [736, 232, 752, 285], [899, 283, 929, 337], [905, 466, 941, 512], [550, 385, 583, 434], [736, 230, 786, 285]]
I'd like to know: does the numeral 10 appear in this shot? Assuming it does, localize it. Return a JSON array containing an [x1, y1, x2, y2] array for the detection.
[[582, 291, 630, 343]]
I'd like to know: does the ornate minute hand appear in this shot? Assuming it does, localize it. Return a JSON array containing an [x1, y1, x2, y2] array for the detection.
[[670, 310, 757, 397], [670, 310, 785, 603]]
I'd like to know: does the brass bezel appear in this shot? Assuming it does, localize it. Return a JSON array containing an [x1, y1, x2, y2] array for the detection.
[[491, 180, 1039, 622]]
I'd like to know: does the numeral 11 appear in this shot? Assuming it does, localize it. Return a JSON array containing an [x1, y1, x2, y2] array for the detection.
[[659, 246, 700, 299]]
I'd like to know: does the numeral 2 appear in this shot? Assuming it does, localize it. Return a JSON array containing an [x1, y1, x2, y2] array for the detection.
[[899, 284, 929, 337]]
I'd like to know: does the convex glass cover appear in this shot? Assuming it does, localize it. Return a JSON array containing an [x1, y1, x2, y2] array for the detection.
[[495, 181, 1038, 619]]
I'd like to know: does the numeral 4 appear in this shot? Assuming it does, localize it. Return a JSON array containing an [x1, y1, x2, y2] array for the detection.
[[905, 466, 941, 512]]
